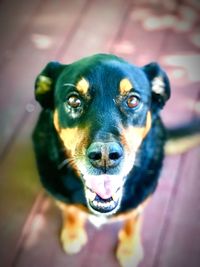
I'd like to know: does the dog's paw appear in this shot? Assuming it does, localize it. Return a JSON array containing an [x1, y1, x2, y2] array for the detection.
[[116, 233, 143, 267], [60, 227, 88, 254]]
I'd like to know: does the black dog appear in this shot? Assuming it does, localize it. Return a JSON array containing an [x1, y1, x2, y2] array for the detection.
[[33, 54, 171, 266]]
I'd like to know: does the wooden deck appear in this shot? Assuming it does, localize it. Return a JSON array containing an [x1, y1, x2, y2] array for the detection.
[[0, 0, 199, 266]]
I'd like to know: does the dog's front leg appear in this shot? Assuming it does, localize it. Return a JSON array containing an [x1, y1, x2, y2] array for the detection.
[[58, 203, 88, 254], [116, 212, 143, 267]]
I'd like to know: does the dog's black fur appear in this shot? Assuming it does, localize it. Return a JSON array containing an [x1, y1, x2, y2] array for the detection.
[[33, 54, 170, 215]]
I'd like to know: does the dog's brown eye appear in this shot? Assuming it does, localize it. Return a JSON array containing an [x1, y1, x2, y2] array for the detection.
[[67, 95, 81, 108], [127, 95, 140, 108]]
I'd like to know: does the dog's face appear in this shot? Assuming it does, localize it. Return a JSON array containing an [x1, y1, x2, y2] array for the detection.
[[35, 54, 170, 215]]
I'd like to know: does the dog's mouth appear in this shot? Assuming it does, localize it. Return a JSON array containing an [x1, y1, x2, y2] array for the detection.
[[82, 174, 124, 215], [85, 186, 122, 215]]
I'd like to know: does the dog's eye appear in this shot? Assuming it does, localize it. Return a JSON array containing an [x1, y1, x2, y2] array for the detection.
[[67, 95, 82, 108], [127, 95, 140, 108]]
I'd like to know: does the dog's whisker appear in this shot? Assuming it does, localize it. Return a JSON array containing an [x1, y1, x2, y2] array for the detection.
[[63, 83, 76, 88], [58, 158, 73, 170]]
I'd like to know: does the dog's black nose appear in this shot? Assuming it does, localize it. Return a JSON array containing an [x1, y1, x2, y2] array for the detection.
[[87, 142, 123, 170]]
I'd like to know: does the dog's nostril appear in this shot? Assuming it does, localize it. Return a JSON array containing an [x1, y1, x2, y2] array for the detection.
[[87, 142, 123, 169], [109, 152, 122, 160], [88, 151, 102, 161]]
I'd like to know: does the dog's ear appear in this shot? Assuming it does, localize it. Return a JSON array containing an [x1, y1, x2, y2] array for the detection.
[[35, 61, 65, 109], [143, 62, 171, 112]]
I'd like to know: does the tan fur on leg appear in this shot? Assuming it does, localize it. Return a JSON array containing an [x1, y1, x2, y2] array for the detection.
[[116, 214, 143, 267], [57, 202, 88, 254]]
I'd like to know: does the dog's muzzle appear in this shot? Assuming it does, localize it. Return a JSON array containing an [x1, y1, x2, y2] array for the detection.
[[84, 142, 124, 214]]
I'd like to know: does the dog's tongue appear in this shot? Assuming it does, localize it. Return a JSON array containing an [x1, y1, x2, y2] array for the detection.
[[85, 174, 122, 199]]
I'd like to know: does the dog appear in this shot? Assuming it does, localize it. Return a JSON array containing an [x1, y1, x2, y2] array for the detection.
[[32, 53, 182, 267]]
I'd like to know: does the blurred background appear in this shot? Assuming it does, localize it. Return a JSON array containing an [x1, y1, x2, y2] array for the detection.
[[0, 0, 199, 267]]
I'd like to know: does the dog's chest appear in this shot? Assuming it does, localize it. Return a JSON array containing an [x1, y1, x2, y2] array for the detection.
[[88, 214, 109, 228]]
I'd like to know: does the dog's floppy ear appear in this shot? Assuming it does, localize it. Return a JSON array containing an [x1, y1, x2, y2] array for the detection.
[[35, 61, 65, 109], [143, 62, 170, 112]]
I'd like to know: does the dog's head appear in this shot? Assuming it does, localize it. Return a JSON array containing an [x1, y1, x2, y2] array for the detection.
[[35, 54, 170, 215]]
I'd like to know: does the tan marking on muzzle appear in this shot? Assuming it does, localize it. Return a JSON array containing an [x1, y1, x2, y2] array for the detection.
[[119, 78, 133, 95], [117, 112, 152, 177], [143, 111, 152, 138], [53, 110, 89, 158], [121, 111, 152, 152]]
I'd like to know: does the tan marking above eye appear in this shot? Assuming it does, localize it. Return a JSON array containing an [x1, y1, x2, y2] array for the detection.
[[119, 78, 133, 95], [76, 78, 89, 95]]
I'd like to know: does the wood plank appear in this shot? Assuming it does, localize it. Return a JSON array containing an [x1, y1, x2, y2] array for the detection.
[[110, 3, 175, 64], [0, 112, 41, 267], [140, 155, 182, 267], [154, 146, 200, 267], [61, 0, 132, 63], [161, 82, 200, 127], [0, 0, 42, 66], [142, 3, 200, 265]]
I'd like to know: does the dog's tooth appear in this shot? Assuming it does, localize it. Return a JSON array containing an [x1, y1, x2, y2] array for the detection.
[[86, 188, 96, 201], [93, 200, 98, 206], [112, 192, 119, 202], [100, 202, 104, 208], [100, 202, 106, 208], [90, 191, 96, 201], [110, 200, 115, 206]]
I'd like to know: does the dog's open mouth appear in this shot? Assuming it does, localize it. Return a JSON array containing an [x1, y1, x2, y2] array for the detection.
[[86, 187, 121, 214]]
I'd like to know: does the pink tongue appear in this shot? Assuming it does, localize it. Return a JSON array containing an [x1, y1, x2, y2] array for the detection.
[[87, 175, 120, 200]]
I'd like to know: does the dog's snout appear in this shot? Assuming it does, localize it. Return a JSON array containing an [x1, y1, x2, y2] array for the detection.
[[87, 142, 123, 170]]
